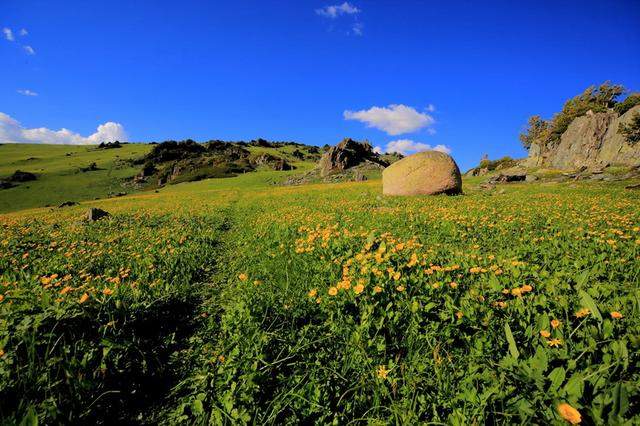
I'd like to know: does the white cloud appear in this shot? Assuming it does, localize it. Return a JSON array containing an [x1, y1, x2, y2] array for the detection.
[[0, 112, 128, 145], [351, 22, 364, 36], [376, 139, 451, 156], [316, 2, 360, 18], [19, 28, 28, 36], [426, 104, 436, 112], [2, 27, 14, 41], [23, 45, 35, 55], [344, 104, 435, 135], [17, 89, 38, 97]]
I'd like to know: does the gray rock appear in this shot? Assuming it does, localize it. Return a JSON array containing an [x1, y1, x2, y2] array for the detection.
[[526, 105, 640, 169], [86, 208, 110, 221], [319, 138, 387, 177]]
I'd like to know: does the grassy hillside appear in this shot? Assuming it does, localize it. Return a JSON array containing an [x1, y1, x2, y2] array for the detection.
[[0, 143, 320, 213], [0, 143, 152, 212], [1, 166, 639, 424]]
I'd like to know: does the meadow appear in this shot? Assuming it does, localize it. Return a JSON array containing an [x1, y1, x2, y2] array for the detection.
[[1, 169, 639, 424]]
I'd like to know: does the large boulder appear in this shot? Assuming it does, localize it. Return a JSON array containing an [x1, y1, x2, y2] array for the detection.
[[382, 151, 462, 196]]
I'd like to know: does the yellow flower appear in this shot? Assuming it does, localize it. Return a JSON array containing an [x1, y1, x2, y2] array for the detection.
[[0, 348, 4, 357], [610, 311, 623, 319], [376, 365, 389, 379], [456, 311, 464, 319], [449, 282, 458, 289], [60, 286, 73, 295], [521, 284, 533, 293], [308, 288, 317, 298], [218, 355, 225, 363], [574, 308, 590, 318], [396, 285, 405, 292], [547, 338, 562, 347], [328, 286, 338, 296], [102, 288, 114, 296], [238, 273, 248, 282], [0, 294, 4, 303], [353, 283, 364, 295], [551, 319, 561, 329], [78, 293, 90, 304], [557, 403, 581, 424], [511, 288, 522, 297], [373, 285, 383, 293], [540, 330, 551, 338]]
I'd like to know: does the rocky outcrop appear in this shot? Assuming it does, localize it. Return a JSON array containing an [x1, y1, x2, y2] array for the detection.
[[526, 105, 640, 169], [382, 151, 462, 196], [251, 153, 294, 171], [319, 138, 388, 177]]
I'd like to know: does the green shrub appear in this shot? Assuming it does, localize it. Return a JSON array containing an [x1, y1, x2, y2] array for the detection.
[[618, 112, 640, 144], [614, 93, 640, 115]]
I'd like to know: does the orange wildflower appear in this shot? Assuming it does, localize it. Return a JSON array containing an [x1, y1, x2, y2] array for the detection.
[[78, 293, 90, 304], [557, 403, 581, 424], [610, 311, 623, 319], [551, 319, 561, 329], [540, 330, 551, 338]]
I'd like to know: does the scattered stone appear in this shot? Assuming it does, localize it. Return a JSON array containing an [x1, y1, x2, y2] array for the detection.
[[80, 162, 99, 172], [487, 173, 526, 184], [251, 153, 294, 171], [382, 151, 462, 196], [625, 183, 640, 190], [0, 180, 14, 190], [525, 175, 539, 182], [8, 170, 37, 182], [479, 183, 496, 191], [86, 208, 110, 221], [58, 201, 78, 208], [354, 171, 367, 182]]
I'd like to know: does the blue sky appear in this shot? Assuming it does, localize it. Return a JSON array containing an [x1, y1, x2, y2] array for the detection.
[[2, 0, 639, 170]]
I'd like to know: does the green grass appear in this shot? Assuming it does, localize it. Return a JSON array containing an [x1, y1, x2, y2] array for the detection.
[[1, 145, 639, 424], [0, 143, 151, 212]]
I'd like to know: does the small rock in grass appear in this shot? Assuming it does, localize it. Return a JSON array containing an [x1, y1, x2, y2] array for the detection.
[[86, 208, 110, 222], [58, 201, 78, 208]]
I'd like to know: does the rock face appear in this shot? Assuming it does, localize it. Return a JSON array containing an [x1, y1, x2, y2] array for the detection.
[[319, 138, 388, 177], [382, 151, 462, 196], [526, 105, 640, 169]]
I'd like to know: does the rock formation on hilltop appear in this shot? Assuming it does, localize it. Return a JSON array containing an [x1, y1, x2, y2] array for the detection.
[[520, 83, 640, 170], [526, 105, 640, 169], [318, 138, 388, 177]]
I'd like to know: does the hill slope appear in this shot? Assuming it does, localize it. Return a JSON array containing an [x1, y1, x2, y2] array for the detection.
[[0, 142, 320, 213], [0, 143, 151, 213]]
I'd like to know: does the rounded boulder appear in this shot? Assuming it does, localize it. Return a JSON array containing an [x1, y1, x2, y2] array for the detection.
[[382, 151, 462, 196]]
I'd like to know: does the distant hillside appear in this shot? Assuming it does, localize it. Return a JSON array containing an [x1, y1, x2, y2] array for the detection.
[[0, 143, 151, 213], [133, 139, 321, 188], [0, 140, 320, 213], [520, 83, 640, 169]]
